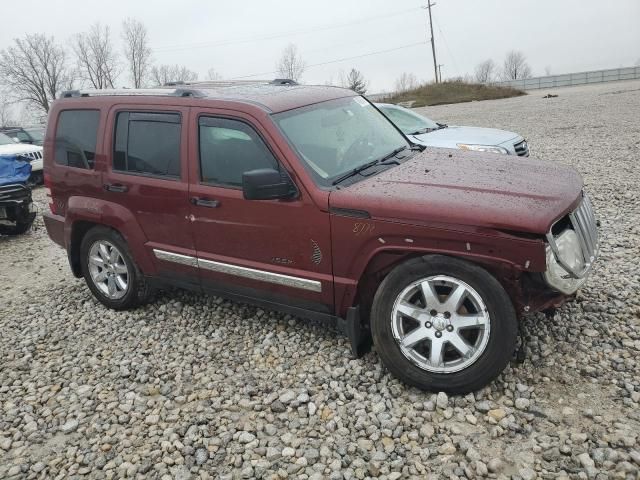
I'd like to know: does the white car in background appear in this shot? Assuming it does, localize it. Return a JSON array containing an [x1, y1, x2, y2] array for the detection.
[[376, 103, 529, 157], [0, 132, 44, 183]]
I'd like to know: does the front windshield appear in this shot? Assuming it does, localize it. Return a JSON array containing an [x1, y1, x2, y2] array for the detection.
[[26, 128, 44, 141], [0, 133, 16, 145], [377, 105, 439, 135], [274, 96, 408, 185]]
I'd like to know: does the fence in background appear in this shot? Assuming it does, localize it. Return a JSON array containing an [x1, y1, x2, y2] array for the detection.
[[492, 66, 640, 90]]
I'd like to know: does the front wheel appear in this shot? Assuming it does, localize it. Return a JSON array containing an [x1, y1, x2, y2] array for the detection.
[[370, 255, 517, 394]]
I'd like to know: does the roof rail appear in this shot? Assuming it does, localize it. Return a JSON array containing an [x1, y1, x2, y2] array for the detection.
[[61, 88, 206, 99], [163, 79, 298, 88]]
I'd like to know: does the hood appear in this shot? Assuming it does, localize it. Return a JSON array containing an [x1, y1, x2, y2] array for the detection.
[[0, 143, 43, 155], [411, 126, 520, 149], [329, 148, 583, 234]]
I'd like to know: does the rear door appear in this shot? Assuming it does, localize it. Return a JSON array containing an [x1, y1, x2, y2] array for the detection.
[[187, 108, 334, 314], [102, 105, 197, 283]]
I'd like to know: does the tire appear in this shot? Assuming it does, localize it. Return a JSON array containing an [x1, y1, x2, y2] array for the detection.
[[0, 213, 36, 236], [80, 226, 152, 310], [370, 254, 517, 394], [29, 171, 43, 185]]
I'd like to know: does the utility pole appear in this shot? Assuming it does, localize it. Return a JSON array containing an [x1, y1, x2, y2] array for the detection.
[[438, 64, 444, 83], [423, 2, 439, 83]]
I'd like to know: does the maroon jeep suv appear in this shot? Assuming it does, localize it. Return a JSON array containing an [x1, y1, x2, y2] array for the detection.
[[43, 81, 598, 393]]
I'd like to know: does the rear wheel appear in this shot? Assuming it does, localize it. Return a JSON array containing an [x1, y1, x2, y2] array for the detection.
[[370, 255, 517, 394], [80, 226, 152, 310]]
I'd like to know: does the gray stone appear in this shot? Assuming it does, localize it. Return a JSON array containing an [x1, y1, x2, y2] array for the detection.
[[60, 419, 79, 433], [436, 392, 449, 409]]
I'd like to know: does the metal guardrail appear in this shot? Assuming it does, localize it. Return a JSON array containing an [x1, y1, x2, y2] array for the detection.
[[491, 66, 640, 90]]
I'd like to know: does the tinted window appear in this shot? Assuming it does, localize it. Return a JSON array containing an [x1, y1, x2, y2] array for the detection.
[[199, 117, 277, 187], [113, 112, 181, 178], [55, 110, 100, 169]]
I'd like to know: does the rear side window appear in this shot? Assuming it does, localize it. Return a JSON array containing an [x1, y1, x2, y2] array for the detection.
[[113, 112, 181, 178], [198, 117, 277, 187], [55, 110, 100, 169]]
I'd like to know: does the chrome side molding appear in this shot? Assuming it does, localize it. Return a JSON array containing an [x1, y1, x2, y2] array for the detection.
[[152, 248, 322, 293], [153, 249, 198, 267]]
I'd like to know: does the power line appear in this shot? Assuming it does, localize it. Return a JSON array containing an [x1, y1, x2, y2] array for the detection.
[[153, 7, 423, 53], [434, 18, 460, 78], [230, 41, 428, 79]]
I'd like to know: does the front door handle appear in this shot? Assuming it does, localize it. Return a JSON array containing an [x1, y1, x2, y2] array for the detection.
[[104, 183, 128, 193], [190, 197, 220, 208]]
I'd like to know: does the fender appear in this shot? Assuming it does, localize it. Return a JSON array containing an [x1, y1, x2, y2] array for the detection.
[[331, 214, 547, 316], [65, 196, 156, 275]]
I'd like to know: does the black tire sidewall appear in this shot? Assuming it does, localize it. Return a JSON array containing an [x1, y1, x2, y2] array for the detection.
[[371, 255, 518, 394], [80, 226, 144, 310]]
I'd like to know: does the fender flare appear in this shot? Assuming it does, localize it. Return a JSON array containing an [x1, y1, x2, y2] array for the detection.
[[64, 196, 156, 276]]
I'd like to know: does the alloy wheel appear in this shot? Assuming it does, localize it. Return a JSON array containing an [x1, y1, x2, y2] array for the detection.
[[391, 275, 491, 373], [88, 240, 130, 300]]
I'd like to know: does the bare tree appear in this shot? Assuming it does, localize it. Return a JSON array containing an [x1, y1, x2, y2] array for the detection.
[[73, 23, 119, 89], [122, 18, 152, 88], [345, 68, 368, 95], [0, 93, 17, 127], [276, 44, 306, 81], [474, 59, 496, 83], [394, 72, 419, 93], [501, 50, 532, 80], [150, 64, 198, 85], [206, 68, 222, 81], [0, 34, 72, 113]]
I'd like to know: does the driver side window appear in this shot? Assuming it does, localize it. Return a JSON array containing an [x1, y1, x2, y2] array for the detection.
[[198, 117, 278, 188]]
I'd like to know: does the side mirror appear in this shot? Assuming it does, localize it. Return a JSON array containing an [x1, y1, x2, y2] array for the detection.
[[242, 168, 296, 200], [12, 137, 20, 143]]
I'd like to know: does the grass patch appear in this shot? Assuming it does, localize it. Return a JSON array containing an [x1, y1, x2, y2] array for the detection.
[[383, 81, 525, 107]]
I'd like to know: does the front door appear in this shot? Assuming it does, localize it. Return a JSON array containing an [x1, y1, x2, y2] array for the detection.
[[187, 109, 334, 314]]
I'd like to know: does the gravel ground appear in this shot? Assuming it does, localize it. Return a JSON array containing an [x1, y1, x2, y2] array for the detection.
[[1, 80, 639, 480]]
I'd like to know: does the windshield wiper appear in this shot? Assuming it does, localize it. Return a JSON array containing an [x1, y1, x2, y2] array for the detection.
[[408, 127, 435, 135], [332, 146, 407, 186], [436, 122, 448, 129]]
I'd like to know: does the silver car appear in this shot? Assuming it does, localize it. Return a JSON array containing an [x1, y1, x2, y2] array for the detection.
[[376, 103, 529, 157]]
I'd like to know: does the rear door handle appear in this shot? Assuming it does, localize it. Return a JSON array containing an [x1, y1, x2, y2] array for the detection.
[[190, 197, 220, 208], [104, 183, 128, 193]]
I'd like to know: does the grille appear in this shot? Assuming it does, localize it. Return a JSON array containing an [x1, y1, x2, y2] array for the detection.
[[0, 183, 31, 204], [569, 193, 599, 267], [17, 151, 42, 162], [513, 139, 529, 157]]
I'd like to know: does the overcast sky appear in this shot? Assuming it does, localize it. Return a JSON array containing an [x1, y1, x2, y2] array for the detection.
[[1, 0, 639, 92]]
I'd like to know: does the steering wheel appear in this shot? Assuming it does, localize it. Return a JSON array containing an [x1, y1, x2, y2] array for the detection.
[[339, 135, 374, 170]]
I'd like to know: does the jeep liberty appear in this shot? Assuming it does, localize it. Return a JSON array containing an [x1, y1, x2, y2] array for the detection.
[[43, 81, 598, 393]]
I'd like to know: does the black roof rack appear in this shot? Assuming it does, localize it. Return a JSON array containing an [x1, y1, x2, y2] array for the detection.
[[61, 88, 207, 99]]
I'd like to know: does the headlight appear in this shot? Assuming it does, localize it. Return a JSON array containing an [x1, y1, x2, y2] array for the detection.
[[544, 229, 586, 294], [457, 144, 509, 155]]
